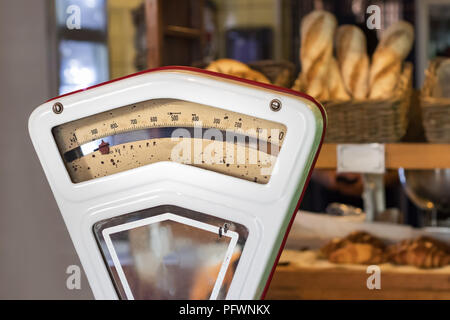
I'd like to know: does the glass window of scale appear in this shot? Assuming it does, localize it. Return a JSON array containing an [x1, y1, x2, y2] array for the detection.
[[93, 205, 249, 300]]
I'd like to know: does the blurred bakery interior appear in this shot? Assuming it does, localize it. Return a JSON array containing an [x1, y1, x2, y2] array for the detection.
[[1, 0, 450, 299]]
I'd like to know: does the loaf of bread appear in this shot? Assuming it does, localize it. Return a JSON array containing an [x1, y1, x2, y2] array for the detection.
[[205, 58, 270, 84], [328, 57, 351, 100], [291, 73, 304, 92], [300, 10, 337, 100], [369, 21, 414, 99], [231, 69, 271, 84], [335, 25, 369, 99], [206, 58, 250, 74]]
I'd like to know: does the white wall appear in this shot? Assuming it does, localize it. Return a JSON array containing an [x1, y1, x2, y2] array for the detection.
[[0, 0, 93, 299]]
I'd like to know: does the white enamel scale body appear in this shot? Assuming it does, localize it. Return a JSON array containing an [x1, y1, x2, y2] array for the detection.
[[29, 67, 325, 300]]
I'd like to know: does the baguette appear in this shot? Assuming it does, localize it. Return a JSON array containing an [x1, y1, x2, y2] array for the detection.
[[336, 25, 369, 99], [377, 21, 414, 60], [300, 10, 337, 100], [328, 57, 351, 100], [369, 48, 402, 99], [369, 21, 414, 99]]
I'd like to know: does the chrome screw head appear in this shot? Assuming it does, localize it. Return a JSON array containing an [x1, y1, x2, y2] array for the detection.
[[270, 99, 281, 112], [52, 102, 63, 114]]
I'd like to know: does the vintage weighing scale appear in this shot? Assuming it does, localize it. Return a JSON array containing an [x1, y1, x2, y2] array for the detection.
[[28, 66, 325, 300]]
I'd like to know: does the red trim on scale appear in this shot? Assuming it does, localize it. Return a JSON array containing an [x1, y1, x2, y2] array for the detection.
[[47, 66, 326, 300], [259, 109, 326, 299]]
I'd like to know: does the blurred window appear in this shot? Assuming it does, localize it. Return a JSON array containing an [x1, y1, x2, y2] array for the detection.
[[59, 40, 108, 94], [54, 0, 109, 94]]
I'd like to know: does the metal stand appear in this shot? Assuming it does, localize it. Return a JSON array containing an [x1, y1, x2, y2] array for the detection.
[[362, 173, 385, 222]]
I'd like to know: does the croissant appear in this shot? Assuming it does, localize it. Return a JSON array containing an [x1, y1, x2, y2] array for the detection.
[[345, 230, 386, 249], [387, 236, 450, 269], [319, 231, 387, 264], [321, 232, 450, 268], [329, 243, 387, 265]]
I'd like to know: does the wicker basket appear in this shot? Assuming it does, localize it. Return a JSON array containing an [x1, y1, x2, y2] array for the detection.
[[323, 63, 413, 143], [248, 60, 296, 88], [420, 58, 450, 143]]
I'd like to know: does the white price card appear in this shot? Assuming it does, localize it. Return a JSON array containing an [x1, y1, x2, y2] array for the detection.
[[337, 143, 385, 174]]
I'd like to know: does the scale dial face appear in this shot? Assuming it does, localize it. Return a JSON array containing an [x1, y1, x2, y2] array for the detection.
[[52, 98, 287, 184]]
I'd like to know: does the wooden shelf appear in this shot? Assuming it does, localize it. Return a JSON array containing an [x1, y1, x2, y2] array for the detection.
[[266, 263, 450, 299], [165, 25, 202, 39], [315, 143, 450, 169], [145, 0, 205, 68]]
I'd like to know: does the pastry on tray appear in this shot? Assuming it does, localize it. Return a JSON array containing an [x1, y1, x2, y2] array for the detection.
[[319, 231, 386, 265], [319, 231, 450, 269], [387, 236, 450, 269]]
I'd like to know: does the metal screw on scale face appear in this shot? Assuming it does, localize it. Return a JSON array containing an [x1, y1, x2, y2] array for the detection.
[[218, 223, 230, 238], [53, 102, 63, 114], [270, 99, 282, 112]]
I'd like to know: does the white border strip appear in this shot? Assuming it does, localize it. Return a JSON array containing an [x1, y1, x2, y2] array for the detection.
[[102, 213, 239, 300]]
